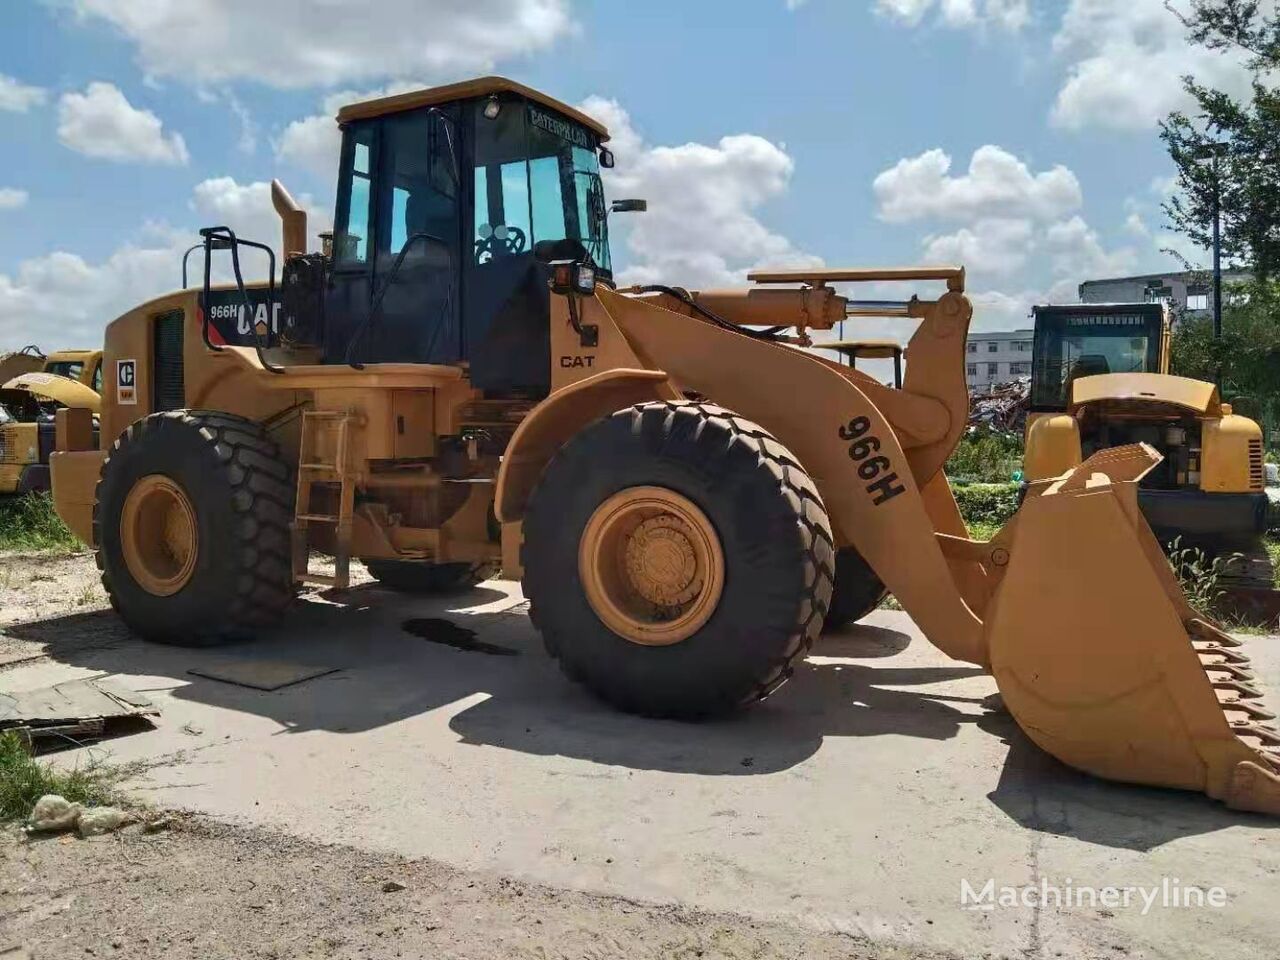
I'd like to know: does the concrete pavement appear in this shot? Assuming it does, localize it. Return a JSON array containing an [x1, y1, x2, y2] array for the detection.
[[3, 581, 1277, 959]]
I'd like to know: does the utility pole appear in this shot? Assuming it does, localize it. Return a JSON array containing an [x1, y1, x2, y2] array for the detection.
[[1212, 149, 1222, 342]]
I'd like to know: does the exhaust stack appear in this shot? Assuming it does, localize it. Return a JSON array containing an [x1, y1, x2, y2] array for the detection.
[[271, 179, 307, 258]]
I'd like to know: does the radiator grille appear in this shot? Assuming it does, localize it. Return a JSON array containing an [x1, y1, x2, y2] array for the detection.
[[1249, 438, 1264, 491], [152, 310, 185, 412]]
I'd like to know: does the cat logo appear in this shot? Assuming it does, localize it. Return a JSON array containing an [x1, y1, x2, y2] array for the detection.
[[559, 355, 596, 369], [117, 359, 137, 405]]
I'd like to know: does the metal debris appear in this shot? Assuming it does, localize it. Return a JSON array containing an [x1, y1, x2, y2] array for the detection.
[[968, 377, 1030, 433]]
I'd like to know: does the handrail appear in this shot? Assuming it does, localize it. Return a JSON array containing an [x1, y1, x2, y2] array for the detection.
[[198, 226, 284, 374]]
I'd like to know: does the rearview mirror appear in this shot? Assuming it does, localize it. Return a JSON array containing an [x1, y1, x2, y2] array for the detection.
[[610, 199, 647, 213], [599, 148, 615, 169]]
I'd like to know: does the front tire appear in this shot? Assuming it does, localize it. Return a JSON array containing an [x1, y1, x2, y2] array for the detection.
[[94, 411, 295, 646], [522, 401, 834, 719]]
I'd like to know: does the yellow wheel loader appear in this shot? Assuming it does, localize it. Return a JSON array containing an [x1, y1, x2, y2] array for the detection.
[[0, 349, 102, 495], [47, 77, 1280, 812], [1023, 303, 1270, 586]]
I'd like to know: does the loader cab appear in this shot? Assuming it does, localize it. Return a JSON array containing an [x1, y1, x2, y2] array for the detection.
[[1029, 303, 1168, 413], [323, 78, 614, 396]]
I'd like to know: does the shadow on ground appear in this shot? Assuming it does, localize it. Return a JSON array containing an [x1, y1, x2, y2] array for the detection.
[[978, 700, 1278, 850], [6, 589, 1272, 849]]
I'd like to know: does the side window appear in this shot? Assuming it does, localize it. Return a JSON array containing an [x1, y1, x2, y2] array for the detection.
[[91, 360, 102, 393], [386, 110, 460, 257], [335, 126, 375, 266]]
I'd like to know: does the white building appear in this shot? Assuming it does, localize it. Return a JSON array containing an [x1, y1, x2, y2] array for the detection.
[[965, 328, 1034, 395]]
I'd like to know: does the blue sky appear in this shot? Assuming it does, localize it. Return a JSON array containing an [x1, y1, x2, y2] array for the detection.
[[0, 0, 1243, 349]]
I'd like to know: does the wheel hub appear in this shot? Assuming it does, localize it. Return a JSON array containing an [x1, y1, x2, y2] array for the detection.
[[579, 486, 725, 646], [120, 474, 198, 597]]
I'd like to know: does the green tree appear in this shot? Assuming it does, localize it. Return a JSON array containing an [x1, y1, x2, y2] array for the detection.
[[1160, 1, 1280, 278], [1171, 279, 1280, 429]]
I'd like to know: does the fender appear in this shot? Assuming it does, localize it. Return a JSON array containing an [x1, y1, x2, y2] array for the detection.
[[495, 368, 681, 524]]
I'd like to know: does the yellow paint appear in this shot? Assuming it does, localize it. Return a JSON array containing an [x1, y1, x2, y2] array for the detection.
[[1023, 414, 1082, 482], [1201, 415, 1264, 493], [1070, 373, 1220, 415], [3, 372, 101, 413]]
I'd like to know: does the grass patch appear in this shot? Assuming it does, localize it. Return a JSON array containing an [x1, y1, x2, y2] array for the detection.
[[0, 493, 79, 552], [0, 731, 122, 822], [952, 481, 1020, 534], [946, 429, 1024, 485]]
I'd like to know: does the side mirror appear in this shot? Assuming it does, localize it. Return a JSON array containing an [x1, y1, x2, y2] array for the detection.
[[610, 199, 647, 213], [599, 148, 615, 169]]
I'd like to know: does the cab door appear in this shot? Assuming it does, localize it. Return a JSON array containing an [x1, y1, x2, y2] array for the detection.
[[369, 108, 462, 364]]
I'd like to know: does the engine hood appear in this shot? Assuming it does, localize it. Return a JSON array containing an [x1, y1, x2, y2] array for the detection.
[[2, 372, 101, 414], [1069, 373, 1220, 416]]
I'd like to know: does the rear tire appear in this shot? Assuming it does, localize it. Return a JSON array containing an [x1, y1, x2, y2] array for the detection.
[[94, 411, 295, 646], [364, 559, 496, 594], [522, 401, 834, 719], [822, 547, 887, 631]]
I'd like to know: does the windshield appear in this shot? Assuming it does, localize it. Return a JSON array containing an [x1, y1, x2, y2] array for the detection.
[[1030, 309, 1162, 410], [472, 100, 612, 276], [44, 360, 83, 381]]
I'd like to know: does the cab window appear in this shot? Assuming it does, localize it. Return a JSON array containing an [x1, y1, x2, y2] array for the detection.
[[334, 125, 375, 266]]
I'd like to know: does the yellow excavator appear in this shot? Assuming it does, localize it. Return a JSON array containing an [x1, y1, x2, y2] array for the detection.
[[45, 77, 1279, 813], [1023, 302, 1270, 586]]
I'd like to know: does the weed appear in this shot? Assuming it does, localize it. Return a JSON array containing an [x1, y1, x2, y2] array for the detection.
[[0, 493, 79, 553], [0, 731, 122, 823], [1167, 537, 1238, 618]]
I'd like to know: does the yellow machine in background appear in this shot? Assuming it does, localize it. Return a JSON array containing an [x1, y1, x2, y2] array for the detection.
[[1023, 303, 1269, 585], [0, 349, 102, 494], [45, 77, 1280, 814]]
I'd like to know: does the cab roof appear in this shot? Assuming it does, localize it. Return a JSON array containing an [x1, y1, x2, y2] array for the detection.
[[336, 76, 610, 141]]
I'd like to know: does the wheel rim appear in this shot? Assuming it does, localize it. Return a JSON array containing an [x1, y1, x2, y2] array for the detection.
[[120, 474, 199, 597], [578, 486, 725, 646]]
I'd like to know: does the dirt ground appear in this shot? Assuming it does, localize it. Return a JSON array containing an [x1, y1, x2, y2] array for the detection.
[[1, 817, 958, 960]]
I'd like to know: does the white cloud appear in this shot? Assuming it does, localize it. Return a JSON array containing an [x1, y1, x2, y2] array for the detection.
[[873, 145, 1082, 224], [277, 114, 343, 184], [0, 74, 46, 112], [1043, 215, 1137, 278], [0, 189, 28, 211], [71, 0, 572, 89], [874, 0, 1028, 30], [872, 145, 1139, 331], [0, 178, 328, 350], [57, 82, 189, 166], [1050, 0, 1258, 131], [923, 217, 1034, 274], [580, 96, 821, 289]]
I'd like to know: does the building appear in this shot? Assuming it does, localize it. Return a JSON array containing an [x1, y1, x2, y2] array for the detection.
[[1079, 269, 1250, 319], [965, 328, 1034, 395]]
